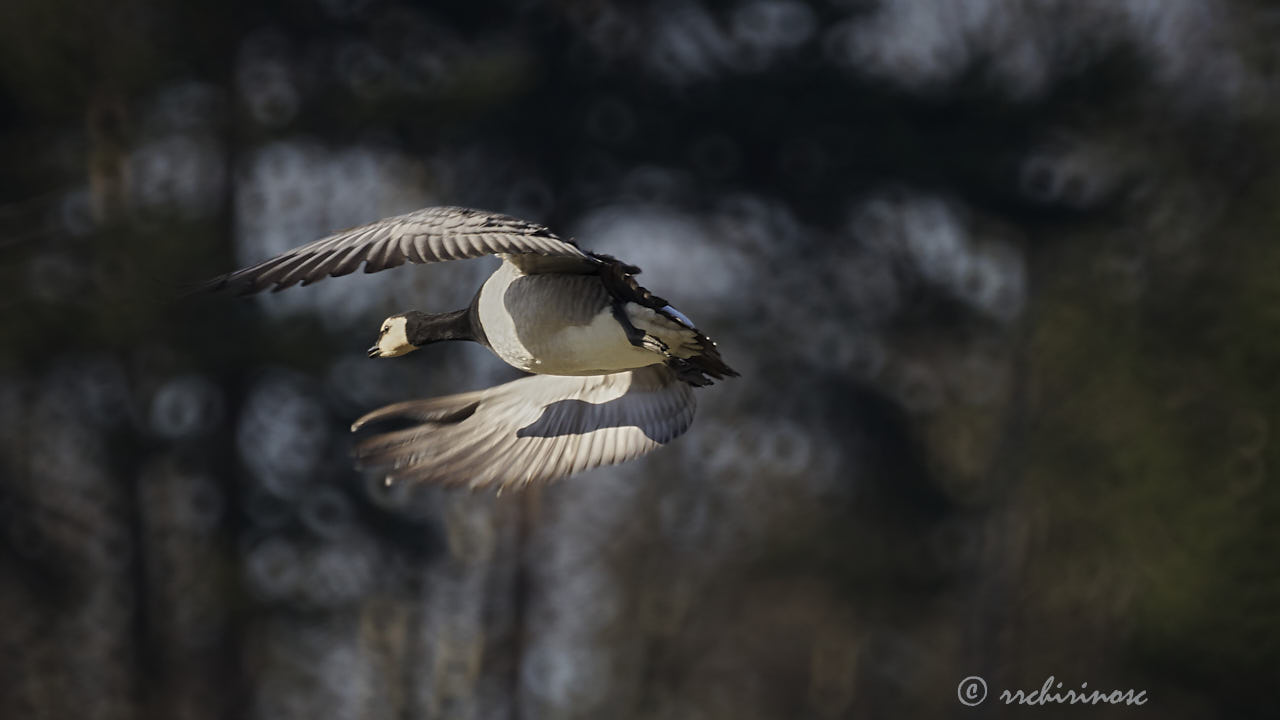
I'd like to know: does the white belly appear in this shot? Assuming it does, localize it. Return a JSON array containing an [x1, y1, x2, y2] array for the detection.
[[477, 261, 663, 375]]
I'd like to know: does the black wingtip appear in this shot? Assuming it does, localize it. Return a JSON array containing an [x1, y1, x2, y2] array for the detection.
[[179, 271, 271, 298], [178, 274, 228, 299]]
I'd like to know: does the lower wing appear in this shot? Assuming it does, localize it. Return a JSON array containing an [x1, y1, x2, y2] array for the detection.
[[351, 365, 696, 491]]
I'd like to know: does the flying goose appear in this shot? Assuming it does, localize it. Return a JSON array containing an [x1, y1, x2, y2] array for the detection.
[[205, 206, 738, 491]]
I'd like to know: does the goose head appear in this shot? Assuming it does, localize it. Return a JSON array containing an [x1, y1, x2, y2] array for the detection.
[[368, 309, 475, 358], [369, 314, 415, 358]]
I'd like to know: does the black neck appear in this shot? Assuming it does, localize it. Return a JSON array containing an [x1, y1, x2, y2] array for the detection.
[[405, 309, 475, 345]]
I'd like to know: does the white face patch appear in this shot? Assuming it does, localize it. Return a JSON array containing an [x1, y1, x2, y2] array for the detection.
[[376, 316, 415, 357]]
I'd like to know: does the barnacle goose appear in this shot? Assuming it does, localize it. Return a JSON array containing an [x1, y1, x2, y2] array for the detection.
[[205, 206, 737, 491]]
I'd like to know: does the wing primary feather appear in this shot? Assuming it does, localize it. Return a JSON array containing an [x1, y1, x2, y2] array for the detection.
[[352, 365, 698, 490], [199, 206, 593, 295]]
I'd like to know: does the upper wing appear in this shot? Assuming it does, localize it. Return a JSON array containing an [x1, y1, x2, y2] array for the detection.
[[203, 206, 594, 294], [351, 366, 695, 491]]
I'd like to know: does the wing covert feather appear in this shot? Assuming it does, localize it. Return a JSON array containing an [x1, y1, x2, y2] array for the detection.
[[351, 366, 695, 490], [203, 206, 594, 294]]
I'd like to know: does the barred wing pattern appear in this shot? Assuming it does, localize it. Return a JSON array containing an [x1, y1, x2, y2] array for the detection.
[[204, 206, 593, 294], [352, 366, 695, 491]]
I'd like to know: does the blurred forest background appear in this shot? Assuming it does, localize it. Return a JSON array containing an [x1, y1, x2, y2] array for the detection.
[[2, 0, 1279, 718]]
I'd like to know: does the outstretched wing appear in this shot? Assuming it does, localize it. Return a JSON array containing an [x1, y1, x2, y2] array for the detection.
[[203, 206, 595, 294], [351, 366, 695, 491]]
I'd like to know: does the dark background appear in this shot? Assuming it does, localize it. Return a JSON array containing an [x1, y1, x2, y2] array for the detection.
[[2, 1, 1278, 718]]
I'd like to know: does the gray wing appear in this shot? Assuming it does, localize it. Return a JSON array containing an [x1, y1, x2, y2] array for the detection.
[[203, 206, 595, 294], [351, 366, 695, 491]]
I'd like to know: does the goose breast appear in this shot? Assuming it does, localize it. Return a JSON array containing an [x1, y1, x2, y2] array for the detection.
[[477, 261, 662, 375]]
